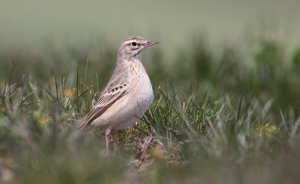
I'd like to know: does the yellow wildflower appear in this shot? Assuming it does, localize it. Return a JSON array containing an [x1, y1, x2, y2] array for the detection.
[[150, 145, 165, 160], [256, 123, 278, 136], [38, 115, 50, 126], [64, 88, 75, 98]]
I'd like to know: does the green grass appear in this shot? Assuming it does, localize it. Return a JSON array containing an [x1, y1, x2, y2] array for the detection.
[[0, 35, 300, 184]]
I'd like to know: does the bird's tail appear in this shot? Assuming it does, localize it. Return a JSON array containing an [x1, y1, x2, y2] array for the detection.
[[77, 118, 93, 134]]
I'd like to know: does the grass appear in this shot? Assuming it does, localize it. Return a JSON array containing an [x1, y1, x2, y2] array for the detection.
[[0, 34, 300, 184]]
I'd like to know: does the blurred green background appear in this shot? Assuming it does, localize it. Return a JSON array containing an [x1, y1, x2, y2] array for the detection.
[[1, 1, 300, 184], [1, 0, 300, 53]]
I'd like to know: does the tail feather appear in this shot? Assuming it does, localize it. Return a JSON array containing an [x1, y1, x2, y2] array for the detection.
[[77, 118, 93, 133]]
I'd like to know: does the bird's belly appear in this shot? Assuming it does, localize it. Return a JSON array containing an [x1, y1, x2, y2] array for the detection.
[[115, 77, 154, 130]]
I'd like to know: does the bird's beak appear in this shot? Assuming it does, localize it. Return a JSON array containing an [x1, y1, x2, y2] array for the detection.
[[145, 40, 159, 47]]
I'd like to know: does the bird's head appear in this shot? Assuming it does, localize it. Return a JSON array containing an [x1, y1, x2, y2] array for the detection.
[[118, 36, 159, 60]]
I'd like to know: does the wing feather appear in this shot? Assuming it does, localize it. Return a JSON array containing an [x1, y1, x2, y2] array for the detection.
[[79, 63, 129, 131], [86, 90, 126, 122]]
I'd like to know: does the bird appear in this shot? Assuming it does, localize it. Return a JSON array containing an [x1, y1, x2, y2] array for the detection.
[[79, 36, 159, 150]]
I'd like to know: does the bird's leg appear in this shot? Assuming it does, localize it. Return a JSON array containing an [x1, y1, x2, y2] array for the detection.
[[105, 129, 118, 151], [105, 129, 111, 152], [111, 130, 118, 151]]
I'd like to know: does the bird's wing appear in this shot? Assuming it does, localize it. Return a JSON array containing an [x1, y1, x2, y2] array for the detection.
[[79, 64, 129, 131]]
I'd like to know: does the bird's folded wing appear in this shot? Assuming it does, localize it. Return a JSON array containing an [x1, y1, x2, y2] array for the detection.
[[79, 84, 128, 130], [79, 63, 129, 131]]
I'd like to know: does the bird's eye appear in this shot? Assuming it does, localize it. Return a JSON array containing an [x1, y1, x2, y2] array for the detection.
[[131, 42, 137, 46]]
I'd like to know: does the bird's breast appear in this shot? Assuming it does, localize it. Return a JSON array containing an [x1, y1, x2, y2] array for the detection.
[[135, 72, 154, 106], [129, 63, 154, 112]]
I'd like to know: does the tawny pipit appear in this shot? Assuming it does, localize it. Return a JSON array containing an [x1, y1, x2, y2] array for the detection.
[[79, 36, 159, 150]]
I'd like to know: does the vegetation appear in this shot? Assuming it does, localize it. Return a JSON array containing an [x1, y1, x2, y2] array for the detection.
[[0, 34, 300, 184]]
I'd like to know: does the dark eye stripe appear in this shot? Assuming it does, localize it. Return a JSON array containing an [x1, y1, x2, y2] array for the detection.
[[130, 43, 139, 50], [125, 41, 140, 50]]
